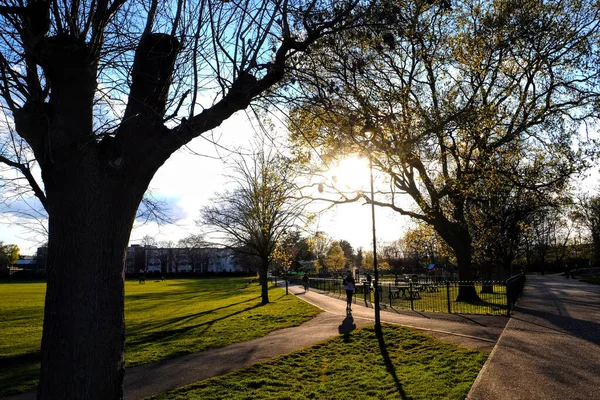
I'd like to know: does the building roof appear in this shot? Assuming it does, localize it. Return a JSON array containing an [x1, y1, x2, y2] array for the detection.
[[15, 259, 37, 265]]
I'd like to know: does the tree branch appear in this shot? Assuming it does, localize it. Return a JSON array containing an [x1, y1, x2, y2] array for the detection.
[[0, 155, 47, 210]]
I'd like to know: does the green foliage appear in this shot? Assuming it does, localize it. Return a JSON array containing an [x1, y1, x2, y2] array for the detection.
[[403, 223, 453, 269], [576, 195, 600, 267], [325, 241, 347, 271], [307, 231, 331, 271], [338, 239, 355, 267], [362, 250, 374, 269], [0, 243, 19, 268], [0, 278, 321, 396], [287, 0, 599, 285], [153, 325, 487, 400]]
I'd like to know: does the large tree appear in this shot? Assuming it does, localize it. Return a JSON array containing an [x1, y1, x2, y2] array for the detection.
[[325, 240, 347, 271], [200, 144, 308, 304], [288, 0, 599, 300], [338, 238, 355, 268], [575, 194, 600, 267], [0, 1, 364, 398]]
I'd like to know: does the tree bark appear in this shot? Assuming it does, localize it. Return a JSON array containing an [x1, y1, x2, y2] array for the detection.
[[454, 245, 480, 302], [38, 146, 147, 400], [259, 259, 270, 304], [434, 222, 480, 302]]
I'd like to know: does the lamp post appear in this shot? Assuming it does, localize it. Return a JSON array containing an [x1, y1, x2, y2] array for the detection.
[[362, 120, 382, 335]]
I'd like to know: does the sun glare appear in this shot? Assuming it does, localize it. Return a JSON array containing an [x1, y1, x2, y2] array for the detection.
[[329, 156, 370, 191]]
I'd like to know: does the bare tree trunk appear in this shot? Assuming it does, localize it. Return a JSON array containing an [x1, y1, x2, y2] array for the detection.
[[259, 259, 270, 304], [433, 220, 480, 302], [38, 153, 146, 400], [455, 250, 479, 302]]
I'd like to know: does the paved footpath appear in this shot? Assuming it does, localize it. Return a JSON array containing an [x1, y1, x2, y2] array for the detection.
[[468, 274, 600, 400], [7, 282, 507, 400]]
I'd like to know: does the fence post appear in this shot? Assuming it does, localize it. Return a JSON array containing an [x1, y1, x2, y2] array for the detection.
[[409, 280, 414, 311], [506, 279, 511, 317], [446, 281, 452, 314], [389, 283, 392, 308]]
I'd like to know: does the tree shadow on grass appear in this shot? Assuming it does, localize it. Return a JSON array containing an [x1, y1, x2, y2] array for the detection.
[[0, 351, 40, 367], [126, 296, 261, 336], [126, 301, 264, 347], [0, 351, 40, 397], [376, 329, 410, 400]]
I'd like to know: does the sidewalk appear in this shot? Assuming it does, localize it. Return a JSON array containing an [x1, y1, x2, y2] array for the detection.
[[468, 274, 600, 400], [6, 282, 507, 400]]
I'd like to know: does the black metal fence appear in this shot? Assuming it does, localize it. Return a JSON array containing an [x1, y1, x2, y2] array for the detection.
[[276, 274, 526, 316]]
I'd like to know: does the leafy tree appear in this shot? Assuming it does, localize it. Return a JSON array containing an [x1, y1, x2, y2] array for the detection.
[[295, 236, 315, 263], [380, 240, 404, 272], [0, 1, 364, 396], [325, 241, 347, 271], [523, 205, 575, 273], [362, 250, 374, 270], [403, 223, 449, 270], [355, 247, 364, 270], [200, 145, 308, 304], [0, 242, 19, 268], [307, 231, 331, 272], [468, 177, 568, 281], [338, 239, 355, 268], [379, 260, 390, 274], [271, 231, 302, 272], [574, 195, 600, 267], [288, 0, 599, 300]]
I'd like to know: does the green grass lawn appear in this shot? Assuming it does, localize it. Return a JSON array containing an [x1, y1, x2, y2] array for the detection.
[[0, 278, 321, 397], [152, 324, 488, 400]]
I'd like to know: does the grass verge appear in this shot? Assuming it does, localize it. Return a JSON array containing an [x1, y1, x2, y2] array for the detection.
[[574, 274, 600, 285], [151, 324, 488, 400], [0, 278, 321, 396]]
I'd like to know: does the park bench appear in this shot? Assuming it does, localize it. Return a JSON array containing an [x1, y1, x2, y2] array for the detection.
[[390, 285, 421, 300]]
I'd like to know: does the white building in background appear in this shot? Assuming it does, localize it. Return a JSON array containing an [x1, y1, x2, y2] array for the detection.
[[147, 258, 161, 273], [207, 249, 237, 272], [124, 245, 245, 274]]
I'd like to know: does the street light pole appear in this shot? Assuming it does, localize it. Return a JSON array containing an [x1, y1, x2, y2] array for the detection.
[[369, 153, 382, 335], [362, 119, 382, 335]]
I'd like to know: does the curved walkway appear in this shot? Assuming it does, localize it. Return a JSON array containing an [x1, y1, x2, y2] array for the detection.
[[468, 274, 600, 400], [122, 283, 507, 399]]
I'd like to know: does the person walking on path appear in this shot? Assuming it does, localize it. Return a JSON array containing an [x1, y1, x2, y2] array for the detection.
[[301, 274, 310, 293], [343, 270, 356, 312]]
